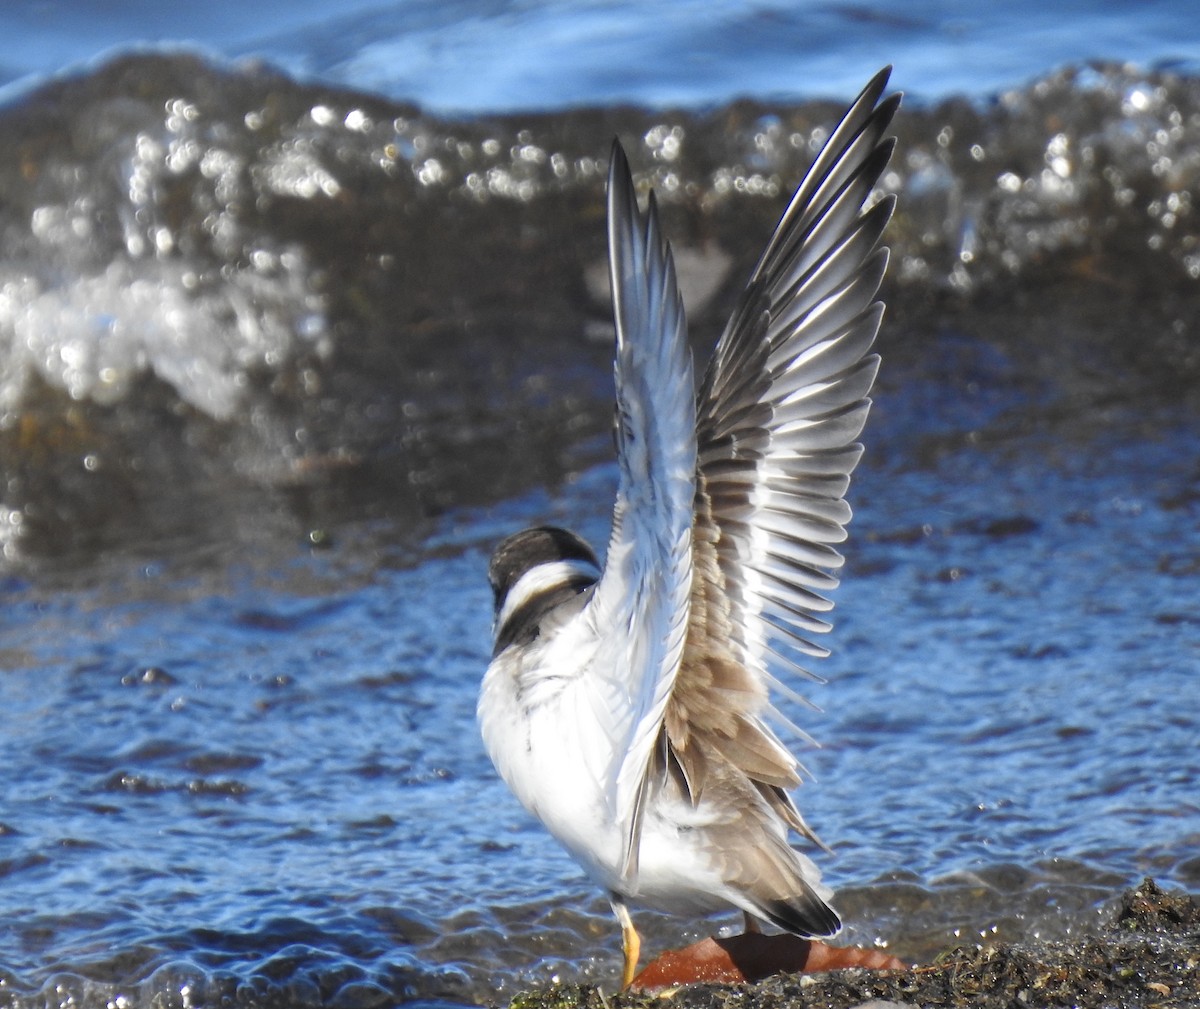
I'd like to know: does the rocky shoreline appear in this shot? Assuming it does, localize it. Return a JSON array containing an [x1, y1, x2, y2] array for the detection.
[[506, 880, 1199, 1009]]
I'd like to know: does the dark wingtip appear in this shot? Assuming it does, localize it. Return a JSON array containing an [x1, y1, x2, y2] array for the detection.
[[862, 67, 902, 128], [759, 893, 842, 938], [609, 136, 629, 185]]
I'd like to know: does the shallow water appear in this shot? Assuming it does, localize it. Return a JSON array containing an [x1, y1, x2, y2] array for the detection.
[[0, 14, 1199, 1009]]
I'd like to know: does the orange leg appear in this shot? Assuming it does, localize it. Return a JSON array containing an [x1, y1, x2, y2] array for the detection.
[[609, 894, 641, 990]]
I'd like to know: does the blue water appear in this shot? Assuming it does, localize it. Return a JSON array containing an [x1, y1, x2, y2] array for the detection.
[[0, 3, 1199, 1007], [1, 0, 1199, 112]]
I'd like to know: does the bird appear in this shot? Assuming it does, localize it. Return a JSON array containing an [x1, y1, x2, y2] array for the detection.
[[479, 67, 898, 990]]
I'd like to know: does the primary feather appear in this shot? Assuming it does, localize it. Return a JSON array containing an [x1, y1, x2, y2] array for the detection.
[[586, 139, 697, 881]]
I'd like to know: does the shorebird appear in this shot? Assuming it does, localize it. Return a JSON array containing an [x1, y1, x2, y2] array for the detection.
[[479, 68, 898, 989]]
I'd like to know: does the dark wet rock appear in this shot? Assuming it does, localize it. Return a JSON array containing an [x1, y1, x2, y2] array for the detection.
[[1115, 877, 1200, 932], [502, 880, 1200, 1009]]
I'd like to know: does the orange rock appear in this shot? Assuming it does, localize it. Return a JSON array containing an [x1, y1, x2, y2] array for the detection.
[[631, 933, 905, 989]]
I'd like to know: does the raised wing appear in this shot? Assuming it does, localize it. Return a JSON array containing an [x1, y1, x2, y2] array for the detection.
[[583, 141, 697, 881], [668, 68, 899, 814]]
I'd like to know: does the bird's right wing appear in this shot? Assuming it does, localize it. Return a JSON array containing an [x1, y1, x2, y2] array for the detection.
[[667, 68, 899, 812]]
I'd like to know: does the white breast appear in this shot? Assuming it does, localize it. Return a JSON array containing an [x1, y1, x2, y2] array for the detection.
[[478, 634, 626, 889]]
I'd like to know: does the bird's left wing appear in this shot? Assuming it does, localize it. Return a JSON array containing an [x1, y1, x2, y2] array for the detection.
[[583, 141, 696, 883]]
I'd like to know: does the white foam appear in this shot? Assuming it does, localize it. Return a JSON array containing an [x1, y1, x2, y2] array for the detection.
[[0, 250, 327, 421]]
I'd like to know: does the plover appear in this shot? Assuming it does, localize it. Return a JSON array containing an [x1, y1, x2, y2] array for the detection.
[[480, 68, 898, 988]]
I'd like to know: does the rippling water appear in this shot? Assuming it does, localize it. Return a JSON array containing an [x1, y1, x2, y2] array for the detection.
[[2, 0, 1200, 111], [1, 5, 1199, 1008]]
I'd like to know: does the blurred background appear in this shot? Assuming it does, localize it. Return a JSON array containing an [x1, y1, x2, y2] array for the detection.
[[0, 3, 1198, 1008]]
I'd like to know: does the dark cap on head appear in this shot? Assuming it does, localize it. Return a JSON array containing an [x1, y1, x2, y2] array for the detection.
[[488, 526, 599, 611]]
